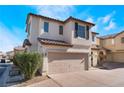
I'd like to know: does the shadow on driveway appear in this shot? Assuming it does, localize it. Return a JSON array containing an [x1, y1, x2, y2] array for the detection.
[[97, 62, 124, 70]]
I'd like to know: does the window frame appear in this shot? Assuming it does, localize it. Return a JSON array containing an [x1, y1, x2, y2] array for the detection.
[[78, 25, 86, 38], [59, 25, 63, 35], [92, 34, 95, 42], [27, 22, 31, 36], [74, 22, 88, 39], [86, 26, 89, 40], [121, 37, 124, 43], [44, 22, 49, 33]]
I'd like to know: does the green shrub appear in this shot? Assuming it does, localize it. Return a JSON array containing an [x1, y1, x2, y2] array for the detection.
[[13, 52, 43, 80]]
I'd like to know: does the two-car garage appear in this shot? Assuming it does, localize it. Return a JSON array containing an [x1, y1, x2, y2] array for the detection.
[[112, 52, 124, 63], [48, 52, 88, 74]]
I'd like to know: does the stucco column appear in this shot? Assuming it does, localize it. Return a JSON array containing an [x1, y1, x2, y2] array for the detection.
[[84, 53, 89, 70], [42, 55, 48, 75], [42, 50, 49, 76]]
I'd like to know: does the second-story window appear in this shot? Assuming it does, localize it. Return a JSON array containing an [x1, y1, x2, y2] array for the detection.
[[74, 22, 86, 38], [86, 26, 89, 40], [78, 25, 85, 38], [27, 23, 30, 35], [121, 37, 124, 43], [92, 35, 95, 42], [59, 25, 63, 35], [44, 22, 49, 32]]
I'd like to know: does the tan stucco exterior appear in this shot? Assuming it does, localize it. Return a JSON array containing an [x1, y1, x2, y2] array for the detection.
[[98, 31, 124, 63]]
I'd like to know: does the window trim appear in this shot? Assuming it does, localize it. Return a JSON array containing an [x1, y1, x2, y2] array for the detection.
[[59, 25, 63, 35], [44, 22, 49, 33], [92, 34, 95, 42], [27, 22, 31, 36], [74, 24, 86, 39], [86, 25, 89, 40], [121, 37, 124, 43]]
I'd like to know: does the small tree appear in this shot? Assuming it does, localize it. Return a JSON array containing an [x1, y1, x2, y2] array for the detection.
[[13, 52, 43, 80]]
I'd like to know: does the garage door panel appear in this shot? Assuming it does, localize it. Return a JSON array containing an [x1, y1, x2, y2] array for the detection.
[[48, 52, 86, 74], [48, 52, 84, 61], [113, 53, 124, 62]]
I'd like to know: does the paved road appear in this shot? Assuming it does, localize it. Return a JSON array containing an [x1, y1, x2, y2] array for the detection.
[[28, 68, 124, 87]]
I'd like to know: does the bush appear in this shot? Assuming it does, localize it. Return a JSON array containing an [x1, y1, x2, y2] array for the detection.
[[13, 52, 43, 80]]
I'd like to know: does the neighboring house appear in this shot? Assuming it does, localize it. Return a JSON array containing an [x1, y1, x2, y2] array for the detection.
[[6, 46, 25, 60], [14, 46, 25, 54], [0, 51, 3, 59], [98, 31, 124, 63], [23, 13, 95, 75], [6, 51, 14, 60]]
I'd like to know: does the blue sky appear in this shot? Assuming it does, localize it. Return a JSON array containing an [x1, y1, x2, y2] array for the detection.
[[0, 5, 124, 52]]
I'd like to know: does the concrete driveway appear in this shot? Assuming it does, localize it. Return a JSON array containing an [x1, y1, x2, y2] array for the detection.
[[28, 67, 124, 87]]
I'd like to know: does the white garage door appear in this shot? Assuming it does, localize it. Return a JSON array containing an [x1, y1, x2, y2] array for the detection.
[[48, 52, 87, 74], [113, 52, 124, 63]]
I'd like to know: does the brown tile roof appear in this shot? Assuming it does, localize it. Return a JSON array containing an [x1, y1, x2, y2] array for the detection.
[[26, 13, 95, 26], [99, 30, 124, 39], [38, 38, 73, 47], [65, 16, 95, 26]]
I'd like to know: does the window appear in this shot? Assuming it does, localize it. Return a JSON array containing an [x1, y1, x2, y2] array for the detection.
[[77, 25, 85, 38], [27, 23, 30, 35], [59, 25, 63, 35], [74, 22, 78, 37], [44, 22, 49, 32], [121, 37, 124, 43], [86, 26, 89, 40], [74, 23, 86, 38], [112, 39, 114, 44], [92, 35, 95, 42]]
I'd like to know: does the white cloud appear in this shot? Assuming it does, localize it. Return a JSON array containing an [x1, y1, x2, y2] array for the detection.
[[104, 20, 116, 31], [0, 22, 24, 52], [86, 17, 94, 23], [91, 11, 117, 34], [102, 11, 116, 24], [33, 5, 74, 20]]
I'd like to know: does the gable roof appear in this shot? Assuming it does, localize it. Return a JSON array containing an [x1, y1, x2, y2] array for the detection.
[[99, 31, 124, 39], [26, 13, 95, 26]]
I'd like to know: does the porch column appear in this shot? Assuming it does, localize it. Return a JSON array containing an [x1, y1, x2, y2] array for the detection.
[[84, 53, 89, 70], [42, 51, 49, 76]]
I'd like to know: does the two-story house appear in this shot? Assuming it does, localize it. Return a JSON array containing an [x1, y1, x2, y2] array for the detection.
[[99, 31, 124, 63], [23, 13, 95, 75]]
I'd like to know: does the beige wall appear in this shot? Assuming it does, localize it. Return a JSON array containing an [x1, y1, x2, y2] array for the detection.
[[100, 32, 124, 52], [27, 16, 40, 51], [64, 21, 73, 43], [100, 38, 115, 51], [96, 37, 100, 45], [39, 18, 64, 41], [114, 32, 124, 51]]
